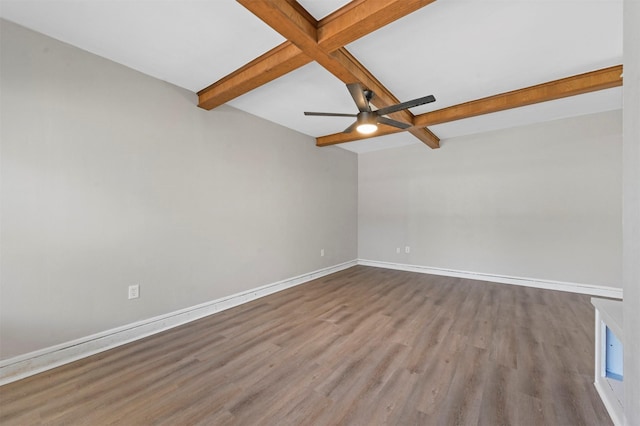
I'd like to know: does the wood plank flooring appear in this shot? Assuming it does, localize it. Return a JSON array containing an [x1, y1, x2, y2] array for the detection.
[[0, 266, 611, 425]]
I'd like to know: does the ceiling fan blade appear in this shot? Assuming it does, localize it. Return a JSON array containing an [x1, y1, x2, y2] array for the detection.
[[377, 116, 411, 129], [375, 95, 435, 116], [343, 121, 358, 133], [304, 112, 358, 117], [347, 83, 371, 112]]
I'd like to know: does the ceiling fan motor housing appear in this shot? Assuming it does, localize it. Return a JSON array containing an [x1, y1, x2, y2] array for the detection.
[[363, 90, 374, 103], [358, 111, 377, 125]]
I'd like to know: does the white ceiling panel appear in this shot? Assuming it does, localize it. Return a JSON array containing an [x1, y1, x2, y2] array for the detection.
[[0, 0, 285, 91], [298, 0, 349, 20], [345, 0, 623, 116]]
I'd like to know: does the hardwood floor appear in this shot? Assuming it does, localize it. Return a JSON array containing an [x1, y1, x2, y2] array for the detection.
[[0, 266, 611, 425]]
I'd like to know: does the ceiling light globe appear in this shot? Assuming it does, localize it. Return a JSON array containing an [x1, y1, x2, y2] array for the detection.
[[356, 123, 377, 134]]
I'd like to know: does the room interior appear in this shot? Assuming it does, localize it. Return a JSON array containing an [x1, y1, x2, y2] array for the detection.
[[0, 0, 638, 424]]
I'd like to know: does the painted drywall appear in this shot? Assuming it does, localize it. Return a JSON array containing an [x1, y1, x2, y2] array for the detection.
[[623, 0, 640, 423], [358, 111, 622, 289], [0, 19, 357, 360]]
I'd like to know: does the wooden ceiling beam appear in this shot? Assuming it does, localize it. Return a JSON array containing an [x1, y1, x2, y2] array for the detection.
[[316, 125, 400, 147], [197, 42, 311, 111], [331, 48, 439, 148], [235, 0, 353, 82], [199, 0, 436, 110], [317, 0, 436, 53], [237, 0, 318, 54], [413, 64, 624, 127], [316, 65, 623, 147], [236, 0, 439, 148]]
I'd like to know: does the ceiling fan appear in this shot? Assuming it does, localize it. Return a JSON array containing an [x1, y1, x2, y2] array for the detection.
[[304, 83, 435, 135]]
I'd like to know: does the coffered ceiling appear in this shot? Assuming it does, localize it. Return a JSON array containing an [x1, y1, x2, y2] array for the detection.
[[0, 0, 623, 153]]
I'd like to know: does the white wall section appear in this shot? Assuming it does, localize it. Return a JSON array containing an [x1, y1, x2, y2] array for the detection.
[[0, 19, 358, 360], [358, 111, 622, 290], [0, 260, 356, 385], [622, 0, 640, 423]]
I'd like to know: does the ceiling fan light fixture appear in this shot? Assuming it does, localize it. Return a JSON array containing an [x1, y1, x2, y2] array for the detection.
[[304, 83, 434, 136], [356, 123, 378, 134], [356, 111, 377, 134]]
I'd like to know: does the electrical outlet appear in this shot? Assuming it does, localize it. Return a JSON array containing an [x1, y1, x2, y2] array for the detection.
[[128, 284, 140, 300], [396, 247, 401, 254], [320, 248, 325, 257], [405, 246, 410, 254]]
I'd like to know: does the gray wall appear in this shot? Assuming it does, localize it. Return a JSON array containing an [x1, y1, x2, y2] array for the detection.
[[0, 20, 358, 360], [623, 0, 640, 423], [359, 111, 622, 288]]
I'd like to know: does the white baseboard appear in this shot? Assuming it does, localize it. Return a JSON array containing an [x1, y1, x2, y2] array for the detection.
[[594, 380, 624, 426], [1, 259, 621, 386], [357, 259, 623, 299], [0, 260, 357, 386]]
